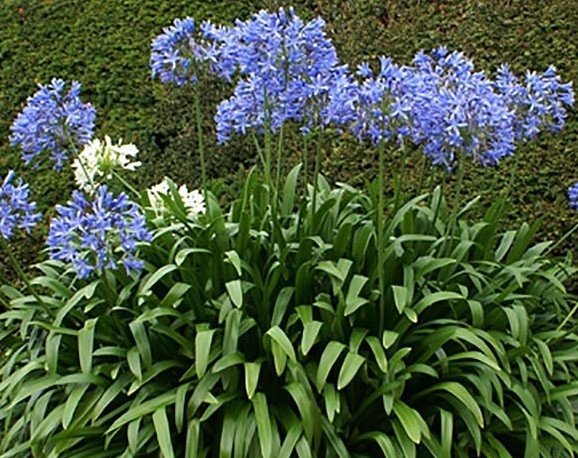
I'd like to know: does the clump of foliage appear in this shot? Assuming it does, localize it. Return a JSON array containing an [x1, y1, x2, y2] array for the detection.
[[1, 6, 577, 458], [1, 173, 578, 456]]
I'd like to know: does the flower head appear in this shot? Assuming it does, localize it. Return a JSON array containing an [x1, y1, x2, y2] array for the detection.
[[495, 64, 574, 140], [147, 178, 205, 221], [72, 136, 141, 192], [47, 185, 151, 279], [150, 17, 228, 86], [10, 78, 96, 170], [568, 182, 578, 210], [214, 8, 344, 142], [0, 171, 41, 240]]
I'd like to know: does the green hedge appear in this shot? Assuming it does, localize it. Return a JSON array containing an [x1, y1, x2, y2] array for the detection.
[[0, 0, 576, 271]]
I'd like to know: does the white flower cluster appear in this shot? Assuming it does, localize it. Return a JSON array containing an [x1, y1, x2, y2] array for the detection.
[[147, 178, 205, 220], [72, 136, 141, 192]]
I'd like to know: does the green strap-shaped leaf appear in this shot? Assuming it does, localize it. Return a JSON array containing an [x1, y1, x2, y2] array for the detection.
[[107, 390, 177, 432], [393, 400, 430, 444], [266, 326, 296, 362], [301, 321, 323, 356], [195, 329, 215, 378], [244, 362, 261, 400], [316, 341, 346, 392], [212, 352, 245, 373], [185, 419, 202, 458], [137, 264, 178, 296], [392, 285, 409, 313], [337, 352, 365, 390], [344, 275, 370, 316], [420, 382, 484, 427], [127, 347, 142, 381], [129, 321, 152, 367], [226, 280, 243, 308], [152, 407, 175, 458], [62, 384, 89, 430], [78, 318, 97, 373], [366, 336, 388, 373], [253, 393, 272, 458], [282, 163, 303, 215]]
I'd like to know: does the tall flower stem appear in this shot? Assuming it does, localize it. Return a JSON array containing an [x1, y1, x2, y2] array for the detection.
[[310, 127, 324, 232], [545, 222, 578, 256], [193, 84, 208, 204], [377, 142, 386, 334], [66, 133, 96, 194], [393, 142, 408, 212], [0, 237, 49, 314], [274, 124, 285, 201], [112, 172, 140, 199], [443, 159, 466, 255]]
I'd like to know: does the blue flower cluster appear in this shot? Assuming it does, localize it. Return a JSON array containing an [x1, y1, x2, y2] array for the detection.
[[153, 10, 574, 170], [0, 171, 41, 241], [150, 17, 229, 86], [10, 79, 96, 170], [568, 182, 578, 210], [47, 185, 152, 279], [495, 64, 575, 140], [214, 8, 346, 142]]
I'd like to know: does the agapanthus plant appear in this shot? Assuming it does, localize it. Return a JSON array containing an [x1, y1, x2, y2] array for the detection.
[[72, 136, 141, 192], [10, 78, 96, 170], [147, 177, 205, 221], [47, 185, 151, 279], [0, 170, 41, 240]]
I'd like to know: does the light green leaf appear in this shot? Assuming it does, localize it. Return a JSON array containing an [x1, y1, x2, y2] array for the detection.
[[195, 329, 215, 378], [152, 407, 174, 458], [244, 362, 261, 400], [266, 326, 296, 362], [78, 318, 97, 374], [316, 341, 346, 392], [301, 321, 323, 355], [337, 352, 365, 390], [392, 285, 408, 313], [226, 280, 243, 308], [253, 393, 272, 458]]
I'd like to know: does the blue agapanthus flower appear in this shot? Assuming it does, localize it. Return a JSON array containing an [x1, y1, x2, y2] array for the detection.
[[47, 185, 152, 279], [406, 48, 516, 168], [214, 8, 345, 142], [495, 64, 574, 140], [0, 170, 41, 241], [568, 182, 578, 210], [10, 79, 96, 170], [150, 17, 230, 86]]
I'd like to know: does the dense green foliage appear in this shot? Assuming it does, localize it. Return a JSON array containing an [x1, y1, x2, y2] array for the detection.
[[0, 0, 576, 272], [1, 171, 577, 456]]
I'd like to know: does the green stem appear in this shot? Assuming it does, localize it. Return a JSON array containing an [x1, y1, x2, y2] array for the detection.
[[431, 173, 447, 231], [310, 128, 323, 233], [545, 222, 578, 256], [546, 301, 578, 345], [393, 142, 408, 212], [377, 142, 386, 334], [193, 84, 208, 201], [443, 160, 466, 255], [112, 171, 140, 199], [1, 237, 49, 314], [416, 153, 429, 196], [274, 124, 285, 201]]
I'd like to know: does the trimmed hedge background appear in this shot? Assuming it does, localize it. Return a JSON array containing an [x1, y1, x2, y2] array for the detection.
[[0, 0, 576, 270]]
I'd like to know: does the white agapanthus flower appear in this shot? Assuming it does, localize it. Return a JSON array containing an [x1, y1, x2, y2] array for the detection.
[[72, 136, 141, 192], [147, 177, 205, 220]]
